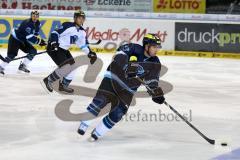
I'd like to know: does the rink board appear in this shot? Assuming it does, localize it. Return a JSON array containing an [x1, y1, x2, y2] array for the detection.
[[1, 15, 240, 60]]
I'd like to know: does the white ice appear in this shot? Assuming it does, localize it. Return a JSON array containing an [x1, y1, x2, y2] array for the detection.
[[0, 49, 240, 160]]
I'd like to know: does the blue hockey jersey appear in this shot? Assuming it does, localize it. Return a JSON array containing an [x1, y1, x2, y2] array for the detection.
[[11, 18, 41, 44], [105, 43, 161, 97]]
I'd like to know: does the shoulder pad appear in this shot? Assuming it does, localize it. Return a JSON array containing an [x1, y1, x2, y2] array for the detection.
[[118, 43, 132, 52], [61, 22, 75, 29], [132, 43, 143, 49]]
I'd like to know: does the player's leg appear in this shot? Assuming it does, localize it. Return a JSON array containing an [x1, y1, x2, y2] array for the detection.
[[58, 51, 76, 93], [59, 69, 76, 93], [18, 42, 37, 73], [42, 50, 62, 92], [78, 78, 118, 135], [78, 91, 110, 135], [0, 35, 20, 75], [43, 48, 74, 92], [90, 102, 128, 141]]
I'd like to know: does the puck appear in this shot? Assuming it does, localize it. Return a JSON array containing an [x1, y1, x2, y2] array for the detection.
[[221, 143, 228, 146]]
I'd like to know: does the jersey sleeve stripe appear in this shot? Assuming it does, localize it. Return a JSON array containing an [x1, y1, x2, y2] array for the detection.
[[26, 34, 34, 39]]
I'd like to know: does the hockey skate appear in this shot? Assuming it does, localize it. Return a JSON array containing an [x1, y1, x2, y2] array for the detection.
[[59, 80, 74, 94], [41, 77, 53, 92], [88, 129, 99, 142], [18, 62, 30, 73], [77, 122, 89, 135], [0, 66, 5, 76]]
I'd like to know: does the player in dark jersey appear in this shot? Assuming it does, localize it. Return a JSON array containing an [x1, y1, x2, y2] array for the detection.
[[77, 33, 165, 141], [0, 10, 46, 75]]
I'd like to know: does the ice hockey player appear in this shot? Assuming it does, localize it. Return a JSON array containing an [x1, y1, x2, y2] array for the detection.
[[0, 10, 46, 75], [77, 33, 165, 141], [42, 10, 97, 93]]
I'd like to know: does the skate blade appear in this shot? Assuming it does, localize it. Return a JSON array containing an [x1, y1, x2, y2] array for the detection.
[[40, 80, 51, 94], [40, 80, 60, 96], [58, 90, 74, 95], [87, 137, 98, 142]]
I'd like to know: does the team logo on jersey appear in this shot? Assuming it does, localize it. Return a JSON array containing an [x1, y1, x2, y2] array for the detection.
[[70, 35, 78, 44], [25, 27, 32, 34], [122, 45, 130, 52]]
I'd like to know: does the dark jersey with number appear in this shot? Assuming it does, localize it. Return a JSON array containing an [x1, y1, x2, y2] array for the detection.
[[12, 18, 41, 44]]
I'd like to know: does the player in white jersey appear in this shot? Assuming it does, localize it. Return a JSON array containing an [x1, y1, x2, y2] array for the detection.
[[42, 10, 97, 93]]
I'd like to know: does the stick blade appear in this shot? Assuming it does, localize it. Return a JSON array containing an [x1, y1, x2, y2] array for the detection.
[[207, 139, 215, 145], [87, 39, 102, 45], [95, 39, 102, 44]]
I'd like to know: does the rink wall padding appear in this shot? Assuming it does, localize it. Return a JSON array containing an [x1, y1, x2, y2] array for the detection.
[[0, 16, 240, 59]]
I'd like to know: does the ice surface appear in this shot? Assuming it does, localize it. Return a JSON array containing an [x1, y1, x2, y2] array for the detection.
[[0, 49, 239, 160]]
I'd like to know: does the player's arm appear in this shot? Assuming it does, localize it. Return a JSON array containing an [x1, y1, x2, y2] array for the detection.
[[24, 20, 46, 46], [145, 59, 165, 104], [48, 22, 72, 51], [27, 35, 46, 46], [76, 32, 97, 64], [115, 43, 144, 78], [110, 48, 146, 80], [111, 51, 129, 70], [34, 20, 40, 36], [113, 43, 136, 70]]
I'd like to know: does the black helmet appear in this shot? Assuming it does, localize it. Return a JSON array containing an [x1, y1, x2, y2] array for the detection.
[[74, 10, 86, 19], [31, 10, 39, 17], [142, 33, 161, 47]]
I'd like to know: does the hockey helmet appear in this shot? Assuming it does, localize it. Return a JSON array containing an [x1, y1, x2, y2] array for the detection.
[[74, 10, 86, 19], [31, 10, 39, 17], [142, 33, 161, 48]]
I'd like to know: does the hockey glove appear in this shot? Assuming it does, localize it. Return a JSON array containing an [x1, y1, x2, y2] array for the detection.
[[125, 63, 145, 79], [88, 51, 97, 64], [147, 87, 165, 104], [38, 38, 47, 46], [152, 96, 165, 105], [34, 32, 39, 36], [49, 41, 59, 51], [147, 87, 164, 97]]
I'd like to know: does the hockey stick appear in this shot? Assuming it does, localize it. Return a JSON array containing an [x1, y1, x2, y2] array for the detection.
[[0, 50, 47, 63], [135, 76, 215, 145], [163, 101, 215, 145], [0, 54, 6, 62], [0, 39, 101, 62], [87, 39, 102, 45]]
